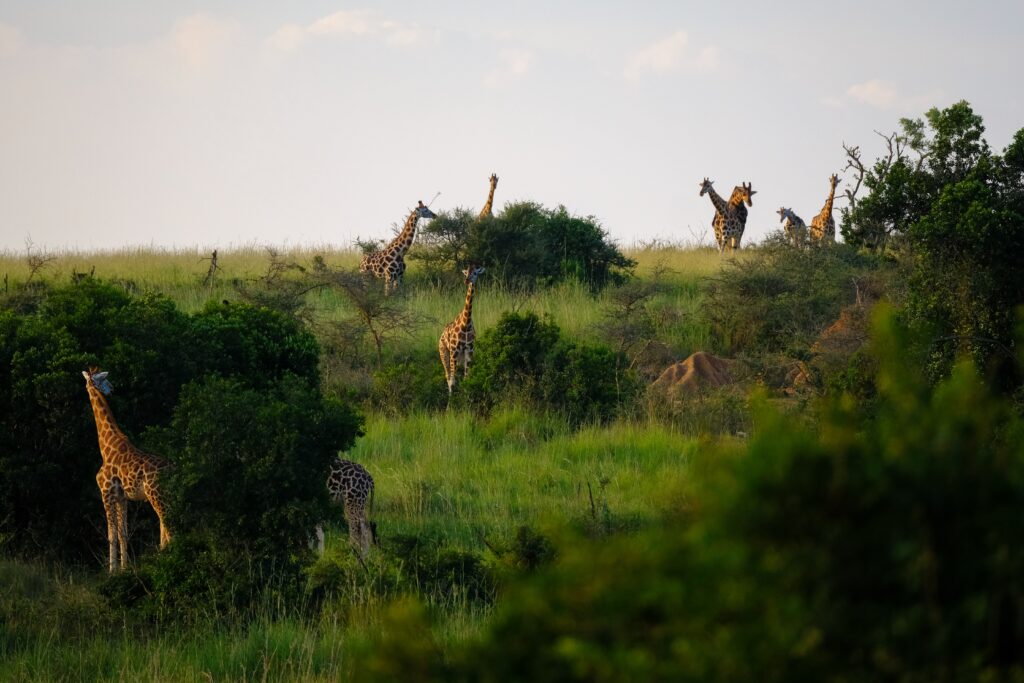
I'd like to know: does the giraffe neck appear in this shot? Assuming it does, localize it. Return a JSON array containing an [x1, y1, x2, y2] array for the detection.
[[705, 186, 729, 214], [727, 188, 747, 210], [479, 182, 497, 219], [86, 386, 127, 459], [819, 184, 837, 219], [386, 209, 420, 257], [458, 281, 476, 325]]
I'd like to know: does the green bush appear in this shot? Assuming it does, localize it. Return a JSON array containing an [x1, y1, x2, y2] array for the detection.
[[370, 358, 448, 413], [150, 374, 362, 609], [0, 280, 193, 562], [0, 280, 342, 568], [703, 236, 881, 357], [461, 311, 639, 423], [413, 201, 634, 290]]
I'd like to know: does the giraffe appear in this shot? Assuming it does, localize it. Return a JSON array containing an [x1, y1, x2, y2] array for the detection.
[[700, 179, 755, 252], [316, 457, 376, 558], [809, 174, 840, 244], [439, 266, 485, 394], [82, 367, 171, 573], [777, 207, 807, 245], [359, 200, 437, 294], [479, 173, 499, 220]]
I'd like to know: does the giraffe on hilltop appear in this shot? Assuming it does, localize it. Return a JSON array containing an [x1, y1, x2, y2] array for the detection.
[[700, 178, 755, 252], [82, 367, 171, 573], [316, 457, 376, 559], [359, 200, 437, 294], [439, 266, 485, 395], [777, 207, 807, 245], [810, 174, 840, 244], [479, 173, 499, 220]]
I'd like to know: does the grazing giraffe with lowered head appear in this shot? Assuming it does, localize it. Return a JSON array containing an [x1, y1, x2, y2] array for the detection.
[[316, 457, 376, 558], [810, 174, 840, 244], [700, 178, 755, 252], [439, 266, 485, 394], [82, 367, 171, 573], [777, 207, 807, 245], [359, 200, 437, 294], [479, 173, 499, 220]]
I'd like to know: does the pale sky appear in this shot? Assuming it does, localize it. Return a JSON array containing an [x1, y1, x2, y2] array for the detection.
[[1, 1, 1022, 251]]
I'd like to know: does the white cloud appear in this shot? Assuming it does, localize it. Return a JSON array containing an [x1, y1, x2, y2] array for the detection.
[[170, 14, 240, 70], [266, 10, 433, 53], [846, 78, 899, 109], [483, 49, 535, 88], [266, 23, 306, 53], [308, 10, 375, 37], [625, 30, 718, 80], [828, 79, 944, 112], [0, 21, 22, 57]]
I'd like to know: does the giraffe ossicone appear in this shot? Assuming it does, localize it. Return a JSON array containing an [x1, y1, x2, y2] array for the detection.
[[359, 200, 437, 294], [82, 366, 172, 573]]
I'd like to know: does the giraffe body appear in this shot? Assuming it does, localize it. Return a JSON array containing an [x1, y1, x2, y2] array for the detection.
[[700, 178, 755, 252], [83, 368, 171, 573], [439, 267, 485, 394], [317, 457, 375, 558], [479, 173, 499, 220], [810, 174, 840, 244], [359, 201, 436, 294], [777, 207, 807, 245]]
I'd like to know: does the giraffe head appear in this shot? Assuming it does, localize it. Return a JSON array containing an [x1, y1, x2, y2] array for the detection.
[[489, 173, 499, 187], [699, 178, 715, 196], [414, 200, 437, 220], [737, 182, 756, 206], [463, 265, 485, 285], [829, 173, 840, 190], [777, 207, 794, 223], [82, 366, 113, 395]]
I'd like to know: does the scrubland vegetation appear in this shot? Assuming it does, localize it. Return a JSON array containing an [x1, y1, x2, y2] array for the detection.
[[2, 101, 1024, 681]]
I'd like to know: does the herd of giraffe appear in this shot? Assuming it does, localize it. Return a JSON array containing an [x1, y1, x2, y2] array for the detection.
[[84, 170, 840, 572], [702, 173, 840, 251]]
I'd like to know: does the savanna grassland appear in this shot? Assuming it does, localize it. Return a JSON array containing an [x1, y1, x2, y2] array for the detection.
[[0, 243, 727, 681], [2, 101, 1024, 681]]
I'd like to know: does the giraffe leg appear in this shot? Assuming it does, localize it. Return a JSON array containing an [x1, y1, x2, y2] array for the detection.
[[462, 347, 473, 378], [116, 495, 129, 569], [439, 340, 451, 392], [145, 482, 172, 549], [99, 484, 119, 573]]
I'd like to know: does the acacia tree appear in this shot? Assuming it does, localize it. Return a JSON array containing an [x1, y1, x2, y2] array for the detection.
[[842, 101, 1024, 385]]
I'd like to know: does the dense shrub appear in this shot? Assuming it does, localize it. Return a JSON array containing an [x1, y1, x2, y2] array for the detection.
[[413, 201, 634, 290], [188, 300, 321, 390], [703, 236, 883, 357], [0, 280, 349, 568], [370, 358, 447, 413], [0, 280, 193, 562], [149, 375, 362, 602], [461, 311, 639, 423]]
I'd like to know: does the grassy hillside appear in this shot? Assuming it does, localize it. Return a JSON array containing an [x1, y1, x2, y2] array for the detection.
[[0, 244, 724, 680]]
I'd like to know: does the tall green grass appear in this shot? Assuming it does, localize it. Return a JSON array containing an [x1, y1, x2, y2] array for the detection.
[[0, 244, 729, 361]]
